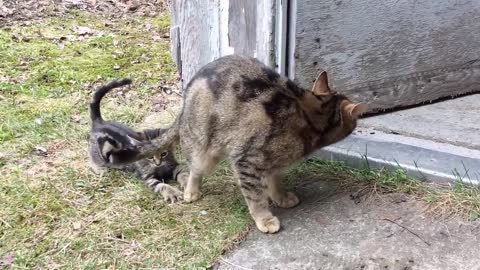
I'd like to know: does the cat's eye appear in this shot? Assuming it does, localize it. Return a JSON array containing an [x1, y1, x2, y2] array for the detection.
[[160, 152, 168, 157]]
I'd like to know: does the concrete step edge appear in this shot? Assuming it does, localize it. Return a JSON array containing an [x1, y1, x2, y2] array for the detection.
[[313, 132, 480, 185]]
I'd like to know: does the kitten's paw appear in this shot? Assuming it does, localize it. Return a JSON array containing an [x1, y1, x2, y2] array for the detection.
[[184, 190, 202, 203], [176, 172, 189, 190], [90, 163, 108, 176], [274, 192, 300, 208], [155, 184, 183, 203], [255, 216, 281, 233]]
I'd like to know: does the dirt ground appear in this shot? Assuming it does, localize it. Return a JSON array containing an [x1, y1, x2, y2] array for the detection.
[[0, 0, 167, 25], [216, 179, 480, 270]]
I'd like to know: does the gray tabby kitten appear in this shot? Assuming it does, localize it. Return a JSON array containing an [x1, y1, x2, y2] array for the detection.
[[88, 79, 187, 202], [110, 55, 368, 233]]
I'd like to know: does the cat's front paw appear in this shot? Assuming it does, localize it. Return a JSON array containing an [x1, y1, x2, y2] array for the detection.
[[274, 192, 300, 208], [155, 183, 183, 203], [184, 190, 202, 203], [255, 216, 281, 233]]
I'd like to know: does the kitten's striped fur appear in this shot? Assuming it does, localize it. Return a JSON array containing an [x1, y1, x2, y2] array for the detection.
[[88, 79, 187, 202]]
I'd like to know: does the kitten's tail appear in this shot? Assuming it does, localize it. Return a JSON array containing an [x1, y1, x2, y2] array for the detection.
[[90, 78, 132, 123]]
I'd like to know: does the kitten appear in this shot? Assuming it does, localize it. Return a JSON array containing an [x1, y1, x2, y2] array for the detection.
[[112, 55, 368, 233], [88, 78, 186, 202], [89, 78, 146, 169]]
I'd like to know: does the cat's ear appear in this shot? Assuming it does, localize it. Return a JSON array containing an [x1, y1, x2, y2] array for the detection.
[[127, 134, 142, 145], [345, 103, 368, 119], [135, 132, 146, 140], [312, 71, 331, 96]]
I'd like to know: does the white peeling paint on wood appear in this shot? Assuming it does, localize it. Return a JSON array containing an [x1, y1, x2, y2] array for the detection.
[[255, 0, 275, 66], [170, 0, 275, 89], [169, 0, 220, 88], [274, 0, 287, 75], [219, 0, 234, 56]]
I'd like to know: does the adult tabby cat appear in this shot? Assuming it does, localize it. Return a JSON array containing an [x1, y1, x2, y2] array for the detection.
[[88, 78, 187, 202], [111, 55, 368, 232]]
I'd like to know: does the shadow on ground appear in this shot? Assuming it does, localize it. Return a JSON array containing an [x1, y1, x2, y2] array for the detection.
[[215, 179, 480, 270]]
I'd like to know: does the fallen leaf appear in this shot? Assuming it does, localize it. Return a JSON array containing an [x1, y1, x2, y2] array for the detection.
[[34, 118, 43, 125], [73, 26, 96, 36], [34, 146, 48, 156], [73, 221, 82, 230], [0, 6, 13, 17], [11, 33, 31, 42], [0, 252, 15, 268]]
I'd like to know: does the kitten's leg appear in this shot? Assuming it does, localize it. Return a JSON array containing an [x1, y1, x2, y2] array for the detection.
[[176, 171, 189, 190], [89, 159, 108, 176], [265, 172, 300, 208], [234, 162, 280, 233], [145, 178, 183, 203], [172, 164, 189, 190]]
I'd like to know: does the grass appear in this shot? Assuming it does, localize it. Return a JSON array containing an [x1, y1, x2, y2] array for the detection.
[[1, 8, 480, 270], [288, 160, 480, 221], [0, 10, 248, 269]]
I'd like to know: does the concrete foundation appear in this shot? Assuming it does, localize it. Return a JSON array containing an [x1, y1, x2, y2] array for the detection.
[[316, 94, 480, 184]]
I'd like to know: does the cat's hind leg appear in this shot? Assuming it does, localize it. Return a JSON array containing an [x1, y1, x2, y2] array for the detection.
[[265, 172, 300, 208], [183, 151, 220, 202], [233, 160, 280, 233]]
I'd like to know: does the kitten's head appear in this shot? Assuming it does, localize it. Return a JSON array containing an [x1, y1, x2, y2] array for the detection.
[[151, 148, 178, 168], [126, 134, 174, 167], [302, 71, 368, 147]]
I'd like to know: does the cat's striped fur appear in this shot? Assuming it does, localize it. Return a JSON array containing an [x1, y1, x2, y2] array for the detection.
[[107, 55, 368, 232], [88, 79, 187, 202]]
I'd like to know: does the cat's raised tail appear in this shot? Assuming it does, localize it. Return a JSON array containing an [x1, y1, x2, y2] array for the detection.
[[90, 78, 132, 123]]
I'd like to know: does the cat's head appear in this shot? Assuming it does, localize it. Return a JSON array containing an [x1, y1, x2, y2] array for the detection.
[[302, 71, 368, 147]]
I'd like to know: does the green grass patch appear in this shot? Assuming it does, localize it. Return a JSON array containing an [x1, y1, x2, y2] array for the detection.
[[0, 11, 175, 153]]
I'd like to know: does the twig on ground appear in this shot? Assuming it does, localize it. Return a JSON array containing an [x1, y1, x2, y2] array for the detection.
[[105, 236, 131, 244], [382, 218, 431, 246], [218, 257, 253, 270], [0, 216, 12, 228]]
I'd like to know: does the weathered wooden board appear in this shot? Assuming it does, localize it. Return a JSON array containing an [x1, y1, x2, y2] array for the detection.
[[228, 1, 256, 56], [169, 0, 275, 89], [293, 0, 480, 112], [169, 0, 220, 87]]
